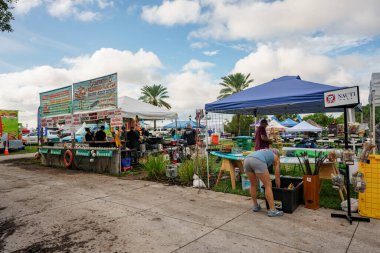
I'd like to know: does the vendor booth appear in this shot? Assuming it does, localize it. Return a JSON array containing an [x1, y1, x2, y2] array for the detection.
[[38, 73, 178, 175], [205, 75, 344, 188], [206, 76, 370, 223]]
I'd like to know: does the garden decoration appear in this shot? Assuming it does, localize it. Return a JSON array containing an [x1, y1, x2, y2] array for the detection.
[[296, 151, 327, 210]]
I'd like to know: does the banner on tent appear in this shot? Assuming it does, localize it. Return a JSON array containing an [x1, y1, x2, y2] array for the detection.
[[324, 86, 360, 108], [40, 86, 72, 117], [73, 73, 118, 112]]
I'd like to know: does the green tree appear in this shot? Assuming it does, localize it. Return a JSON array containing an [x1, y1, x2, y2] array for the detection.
[[355, 104, 380, 124], [139, 84, 171, 129], [224, 115, 267, 136], [218, 73, 253, 135], [1, 0, 16, 32], [303, 113, 343, 127]]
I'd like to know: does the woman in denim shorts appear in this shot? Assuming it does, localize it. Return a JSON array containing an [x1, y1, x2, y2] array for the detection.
[[244, 149, 282, 217]]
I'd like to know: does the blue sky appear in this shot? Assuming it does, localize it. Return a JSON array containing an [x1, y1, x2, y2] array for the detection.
[[0, 0, 379, 127]]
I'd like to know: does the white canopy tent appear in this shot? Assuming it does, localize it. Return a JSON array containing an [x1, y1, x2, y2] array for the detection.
[[267, 120, 287, 131], [286, 121, 322, 132], [118, 96, 178, 120]]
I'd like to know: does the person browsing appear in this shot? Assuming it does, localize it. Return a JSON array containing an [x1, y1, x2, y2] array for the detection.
[[85, 128, 94, 142], [94, 126, 107, 141], [182, 123, 196, 156], [126, 126, 140, 150], [255, 119, 271, 151], [244, 149, 283, 217]]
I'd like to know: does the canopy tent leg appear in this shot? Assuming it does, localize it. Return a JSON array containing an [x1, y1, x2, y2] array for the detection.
[[205, 112, 210, 188]]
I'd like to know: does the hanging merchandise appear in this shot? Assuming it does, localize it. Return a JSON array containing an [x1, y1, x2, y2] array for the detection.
[[331, 174, 345, 189], [342, 149, 355, 165], [352, 171, 366, 193], [358, 142, 376, 162]]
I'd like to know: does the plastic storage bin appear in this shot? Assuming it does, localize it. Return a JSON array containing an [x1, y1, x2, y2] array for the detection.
[[359, 155, 380, 219], [234, 136, 252, 151], [241, 174, 251, 190], [262, 176, 303, 213]]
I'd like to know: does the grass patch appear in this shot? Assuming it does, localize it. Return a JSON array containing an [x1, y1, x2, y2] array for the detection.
[[141, 154, 168, 180], [0, 145, 39, 156]]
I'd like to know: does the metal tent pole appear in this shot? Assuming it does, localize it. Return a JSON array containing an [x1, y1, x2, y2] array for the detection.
[[205, 112, 210, 188]]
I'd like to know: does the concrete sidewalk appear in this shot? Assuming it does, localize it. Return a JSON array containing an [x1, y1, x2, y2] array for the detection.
[[0, 161, 379, 252]]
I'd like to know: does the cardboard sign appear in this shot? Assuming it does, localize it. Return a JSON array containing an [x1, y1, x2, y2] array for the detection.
[[324, 86, 360, 108], [111, 117, 123, 127]]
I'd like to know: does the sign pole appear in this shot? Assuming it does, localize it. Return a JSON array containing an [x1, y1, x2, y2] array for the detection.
[[325, 87, 370, 224]]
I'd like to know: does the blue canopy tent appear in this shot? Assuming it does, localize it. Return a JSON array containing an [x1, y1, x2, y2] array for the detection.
[[281, 118, 298, 127], [205, 76, 344, 115], [163, 120, 205, 129]]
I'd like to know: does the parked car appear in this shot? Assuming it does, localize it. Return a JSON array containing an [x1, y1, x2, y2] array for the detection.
[[22, 132, 39, 145], [44, 128, 61, 143]]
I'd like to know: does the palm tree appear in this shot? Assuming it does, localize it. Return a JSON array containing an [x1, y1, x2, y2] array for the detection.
[[218, 73, 253, 135], [139, 84, 171, 129]]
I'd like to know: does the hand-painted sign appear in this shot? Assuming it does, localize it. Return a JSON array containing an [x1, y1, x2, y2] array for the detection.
[[40, 86, 72, 117], [73, 73, 118, 112], [111, 117, 123, 127], [0, 110, 19, 140], [324, 86, 360, 108]]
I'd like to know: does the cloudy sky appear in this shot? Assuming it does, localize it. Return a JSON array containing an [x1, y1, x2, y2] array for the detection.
[[1, 0, 379, 127]]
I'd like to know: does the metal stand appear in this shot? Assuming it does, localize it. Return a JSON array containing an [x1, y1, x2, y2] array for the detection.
[[331, 107, 370, 224]]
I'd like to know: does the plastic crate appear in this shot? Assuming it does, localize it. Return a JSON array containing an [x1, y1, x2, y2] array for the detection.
[[359, 155, 380, 219], [234, 136, 252, 151], [262, 176, 303, 213]]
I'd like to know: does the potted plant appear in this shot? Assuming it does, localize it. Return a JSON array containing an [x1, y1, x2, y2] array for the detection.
[[296, 151, 326, 210]]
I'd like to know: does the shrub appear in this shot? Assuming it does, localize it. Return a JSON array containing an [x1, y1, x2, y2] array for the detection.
[[143, 154, 167, 180], [178, 160, 194, 185]]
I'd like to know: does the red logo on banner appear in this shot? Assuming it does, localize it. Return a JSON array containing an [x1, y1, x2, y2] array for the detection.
[[326, 94, 335, 104]]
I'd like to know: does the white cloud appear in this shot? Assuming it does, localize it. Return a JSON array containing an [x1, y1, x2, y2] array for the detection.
[[14, 0, 42, 15], [165, 70, 219, 119], [189, 0, 380, 41], [0, 48, 163, 127], [13, 0, 113, 21], [190, 42, 208, 49], [203, 50, 219, 56], [142, 0, 201, 26], [232, 44, 379, 105], [182, 59, 214, 72], [76, 10, 99, 21]]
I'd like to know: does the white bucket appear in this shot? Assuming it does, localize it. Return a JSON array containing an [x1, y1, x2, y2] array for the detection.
[[140, 144, 146, 152]]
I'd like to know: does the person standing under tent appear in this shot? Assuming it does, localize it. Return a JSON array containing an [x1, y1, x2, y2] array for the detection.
[[255, 119, 272, 150], [182, 123, 196, 157], [84, 128, 94, 142], [244, 149, 283, 217], [95, 126, 107, 141], [120, 126, 128, 146], [126, 126, 140, 150]]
